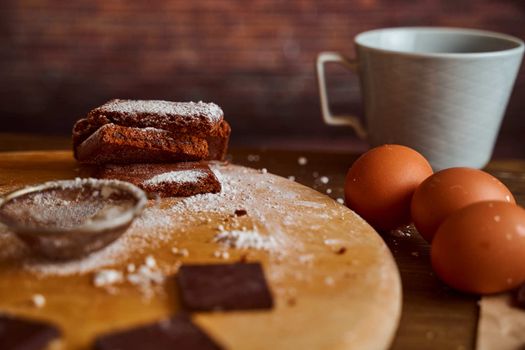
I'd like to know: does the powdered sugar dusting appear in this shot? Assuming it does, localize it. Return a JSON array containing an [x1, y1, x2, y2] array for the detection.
[[4, 163, 345, 277], [214, 229, 277, 251], [20, 203, 176, 276], [95, 100, 223, 123], [0, 178, 145, 231], [143, 170, 207, 186]]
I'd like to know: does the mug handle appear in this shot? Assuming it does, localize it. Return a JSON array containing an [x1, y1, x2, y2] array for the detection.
[[316, 52, 367, 139]]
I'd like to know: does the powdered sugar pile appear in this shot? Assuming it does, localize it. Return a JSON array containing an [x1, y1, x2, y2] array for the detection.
[[93, 269, 123, 287], [92, 255, 166, 298], [143, 170, 206, 186], [214, 229, 277, 251]]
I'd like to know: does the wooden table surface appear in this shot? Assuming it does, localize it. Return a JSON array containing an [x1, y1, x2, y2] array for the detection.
[[1, 133, 524, 350]]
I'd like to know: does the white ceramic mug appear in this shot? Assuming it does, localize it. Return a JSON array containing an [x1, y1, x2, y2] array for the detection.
[[316, 27, 524, 170]]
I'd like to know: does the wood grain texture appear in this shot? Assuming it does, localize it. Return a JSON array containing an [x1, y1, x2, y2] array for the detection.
[[0, 0, 524, 152], [0, 151, 401, 350], [1, 137, 525, 349]]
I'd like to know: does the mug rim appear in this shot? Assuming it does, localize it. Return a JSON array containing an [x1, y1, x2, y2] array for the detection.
[[354, 27, 525, 59]]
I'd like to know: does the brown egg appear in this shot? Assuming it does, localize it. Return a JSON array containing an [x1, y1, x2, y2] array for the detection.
[[344, 144, 433, 231], [411, 167, 515, 242], [431, 201, 525, 294]]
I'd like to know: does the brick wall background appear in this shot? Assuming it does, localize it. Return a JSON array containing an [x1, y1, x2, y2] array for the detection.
[[0, 0, 524, 150]]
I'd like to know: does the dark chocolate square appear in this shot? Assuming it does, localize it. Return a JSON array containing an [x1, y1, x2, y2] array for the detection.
[[94, 313, 222, 350], [0, 314, 60, 350], [176, 263, 273, 311]]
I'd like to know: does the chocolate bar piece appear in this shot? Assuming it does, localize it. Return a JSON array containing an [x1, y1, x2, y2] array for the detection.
[[96, 162, 221, 197], [94, 313, 222, 350], [75, 123, 209, 164], [0, 314, 60, 350], [176, 263, 273, 311]]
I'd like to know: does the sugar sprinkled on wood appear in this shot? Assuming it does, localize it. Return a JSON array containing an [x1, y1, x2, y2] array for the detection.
[[93, 269, 124, 287], [214, 229, 277, 251]]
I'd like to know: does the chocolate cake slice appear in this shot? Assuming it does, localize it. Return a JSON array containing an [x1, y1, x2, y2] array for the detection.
[[75, 124, 209, 164], [96, 162, 221, 197], [73, 100, 230, 163]]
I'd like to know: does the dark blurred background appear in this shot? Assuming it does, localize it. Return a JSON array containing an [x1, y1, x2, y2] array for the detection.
[[0, 0, 524, 155]]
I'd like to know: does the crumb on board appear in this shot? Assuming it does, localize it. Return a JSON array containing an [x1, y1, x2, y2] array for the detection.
[[234, 209, 248, 217], [172, 247, 189, 257], [336, 247, 347, 255], [213, 250, 230, 259], [31, 294, 46, 308], [247, 154, 260, 162]]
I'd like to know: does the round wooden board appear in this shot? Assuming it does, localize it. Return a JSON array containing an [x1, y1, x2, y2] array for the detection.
[[0, 151, 401, 350]]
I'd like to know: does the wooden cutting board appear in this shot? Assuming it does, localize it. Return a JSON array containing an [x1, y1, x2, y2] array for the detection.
[[0, 151, 402, 350]]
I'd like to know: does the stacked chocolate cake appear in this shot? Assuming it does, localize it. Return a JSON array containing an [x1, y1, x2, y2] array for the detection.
[[73, 99, 229, 197]]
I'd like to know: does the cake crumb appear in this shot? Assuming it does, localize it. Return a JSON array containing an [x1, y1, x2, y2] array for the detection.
[[260, 168, 268, 174], [320, 176, 329, 184], [336, 247, 347, 255], [213, 250, 230, 259], [234, 209, 248, 217], [247, 154, 260, 162], [172, 247, 189, 257], [298, 157, 308, 166], [336, 198, 344, 204], [31, 294, 46, 308], [390, 224, 414, 238], [326, 188, 332, 194]]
